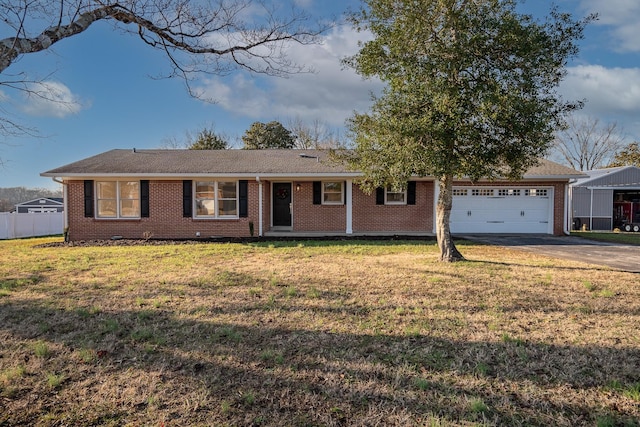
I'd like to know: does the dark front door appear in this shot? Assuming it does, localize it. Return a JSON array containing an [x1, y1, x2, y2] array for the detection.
[[273, 183, 292, 227]]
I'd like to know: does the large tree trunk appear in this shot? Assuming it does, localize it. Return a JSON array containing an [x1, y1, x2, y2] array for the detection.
[[436, 174, 465, 262]]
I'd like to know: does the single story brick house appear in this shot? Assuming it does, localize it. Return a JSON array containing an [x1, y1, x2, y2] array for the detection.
[[41, 149, 584, 241]]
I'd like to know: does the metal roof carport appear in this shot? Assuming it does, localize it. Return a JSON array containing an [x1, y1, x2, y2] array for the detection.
[[570, 166, 640, 231]]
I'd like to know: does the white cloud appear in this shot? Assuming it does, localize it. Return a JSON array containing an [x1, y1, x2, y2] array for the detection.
[[579, 0, 640, 52], [561, 65, 640, 140], [195, 25, 380, 127], [20, 81, 86, 118]]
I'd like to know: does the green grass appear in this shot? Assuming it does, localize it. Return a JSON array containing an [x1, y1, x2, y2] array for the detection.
[[571, 231, 640, 245], [0, 236, 638, 426]]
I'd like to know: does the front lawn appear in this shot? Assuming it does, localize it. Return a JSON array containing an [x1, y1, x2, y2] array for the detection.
[[0, 237, 638, 426], [571, 231, 640, 245]]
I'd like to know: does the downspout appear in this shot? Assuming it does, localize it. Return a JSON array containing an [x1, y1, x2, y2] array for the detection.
[[52, 177, 68, 240], [256, 176, 263, 237], [564, 180, 577, 235], [346, 180, 353, 234]]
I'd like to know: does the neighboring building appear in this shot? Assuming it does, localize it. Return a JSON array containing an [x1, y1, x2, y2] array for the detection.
[[41, 149, 584, 241], [570, 166, 640, 231], [14, 197, 64, 213]]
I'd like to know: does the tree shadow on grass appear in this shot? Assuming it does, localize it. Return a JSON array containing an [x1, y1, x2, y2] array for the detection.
[[1, 290, 639, 427]]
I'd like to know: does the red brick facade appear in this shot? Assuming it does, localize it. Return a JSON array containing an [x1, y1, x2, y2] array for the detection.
[[64, 178, 566, 241], [352, 182, 434, 233]]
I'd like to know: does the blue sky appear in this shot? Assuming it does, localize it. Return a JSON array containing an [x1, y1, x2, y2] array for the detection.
[[1, 0, 639, 190]]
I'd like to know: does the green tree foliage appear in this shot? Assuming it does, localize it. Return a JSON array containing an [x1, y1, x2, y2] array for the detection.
[[242, 121, 295, 149], [343, 0, 591, 261], [609, 142, 640, 167], [187, 128, 228, 150]]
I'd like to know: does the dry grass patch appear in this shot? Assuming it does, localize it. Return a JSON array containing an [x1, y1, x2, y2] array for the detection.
[[0, 237, 638, 426]]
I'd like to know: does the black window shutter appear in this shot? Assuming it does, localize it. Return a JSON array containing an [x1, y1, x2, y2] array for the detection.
[[140, 180, 150, 217], [83, 180, 94, 217], [375, 187, 384, 205], [313, 181, 321, 205], [239, 180, 248, 217], [182, 180, 192, 217], [407, 181, 416, 205]]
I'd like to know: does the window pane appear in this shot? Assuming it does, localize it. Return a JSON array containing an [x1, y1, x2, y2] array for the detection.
[[120, 200, 140, 218], [196, 200, 215, 216], [195, 182, 215, 199], [218, 182, 237, 198], [324, 193, 342, 202], [387, 192, 405, 203], [97, 200, 117, 218], [120, 181, 139, 199], [323, 182, 342, 192], [97, 181, 116, 198], [219, 200, 237, 216]]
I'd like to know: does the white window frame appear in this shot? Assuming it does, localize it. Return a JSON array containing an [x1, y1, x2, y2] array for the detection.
[[194, 181, 239, 219], [322, 181, 344, 205], [471, 188, 494, 196], [498, 189, 521, 196], [525, 188, 548, 197], [96, 180, 141, 219], [385, 186, 407, 205]]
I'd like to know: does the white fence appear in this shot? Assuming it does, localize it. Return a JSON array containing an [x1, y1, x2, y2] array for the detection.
[[0, 212, 64, 239]]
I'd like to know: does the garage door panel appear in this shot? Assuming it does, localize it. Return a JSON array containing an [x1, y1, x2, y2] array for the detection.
[[450, 187, 552, 234]]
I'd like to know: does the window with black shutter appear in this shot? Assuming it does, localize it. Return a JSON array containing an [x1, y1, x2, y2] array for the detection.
[[84, 180, 94, 217], [182, 180, 192, 217]]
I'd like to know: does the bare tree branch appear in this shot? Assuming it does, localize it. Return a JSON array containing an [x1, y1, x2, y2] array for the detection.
[[0, 0, 330, 137], [551, 115, 625, 171]]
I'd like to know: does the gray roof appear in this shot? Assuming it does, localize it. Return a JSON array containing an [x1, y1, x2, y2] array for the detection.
[[15, 197, 63, 206], [572, 165, 640, 188], [41, 149, 583, 180]]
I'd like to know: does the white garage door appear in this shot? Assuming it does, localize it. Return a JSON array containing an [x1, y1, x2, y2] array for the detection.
[[450, 187, 553, 234]]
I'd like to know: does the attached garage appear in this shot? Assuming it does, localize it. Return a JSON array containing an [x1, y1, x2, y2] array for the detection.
[[450, 186, 554, 234]]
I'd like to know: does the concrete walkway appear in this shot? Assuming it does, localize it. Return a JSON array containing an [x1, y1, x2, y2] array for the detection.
[[459, 234, 640, 273]]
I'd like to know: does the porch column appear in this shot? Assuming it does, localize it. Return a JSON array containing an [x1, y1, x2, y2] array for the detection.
[[346, 179, 353, 234]]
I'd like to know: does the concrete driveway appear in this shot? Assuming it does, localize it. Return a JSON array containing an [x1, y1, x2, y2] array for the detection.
[[459, 234, 640, 273]]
